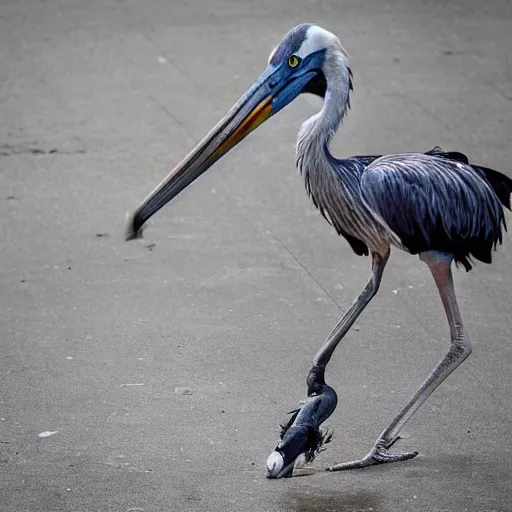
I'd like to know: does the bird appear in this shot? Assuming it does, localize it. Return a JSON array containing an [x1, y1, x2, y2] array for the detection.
[[126, 24, 512, 477], [266, 378, 337, 478]]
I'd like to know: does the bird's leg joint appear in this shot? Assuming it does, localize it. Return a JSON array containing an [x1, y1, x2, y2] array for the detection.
[[450, 327, 472, 360], [375, 434, 402, 450]]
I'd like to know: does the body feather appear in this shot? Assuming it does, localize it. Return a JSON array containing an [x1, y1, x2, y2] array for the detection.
[[357, 151, 511, 270], [301, 142, 512, 271]]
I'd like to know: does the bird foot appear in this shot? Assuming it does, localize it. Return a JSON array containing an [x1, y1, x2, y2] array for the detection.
[[327, 437, 418, 472]]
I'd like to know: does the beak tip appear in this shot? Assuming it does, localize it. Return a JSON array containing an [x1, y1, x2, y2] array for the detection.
[[125, 230, 143, 242], [125, 213, 145, 242]]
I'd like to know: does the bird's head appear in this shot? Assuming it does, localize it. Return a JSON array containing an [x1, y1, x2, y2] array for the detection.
[[126, 24, 349, 240]]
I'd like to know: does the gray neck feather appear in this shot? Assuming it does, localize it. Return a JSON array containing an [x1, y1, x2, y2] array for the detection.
[[296, 49, 352, 180], [294, 46, 393, 252]]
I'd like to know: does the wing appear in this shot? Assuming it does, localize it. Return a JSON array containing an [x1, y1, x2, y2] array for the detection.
[[360, 153, 506, 270], [323, 147, 477, 258]]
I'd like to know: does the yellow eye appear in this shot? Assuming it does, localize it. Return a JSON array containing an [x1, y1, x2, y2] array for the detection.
[[288, 55, 300, 68]]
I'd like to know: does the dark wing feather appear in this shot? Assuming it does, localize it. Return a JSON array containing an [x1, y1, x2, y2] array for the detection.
[[424, 145, 470, 165], [360, 154, 506, 271]]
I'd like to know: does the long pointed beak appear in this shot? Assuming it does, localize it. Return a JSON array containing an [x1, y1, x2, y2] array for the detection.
[[125, 69, 276, 240]]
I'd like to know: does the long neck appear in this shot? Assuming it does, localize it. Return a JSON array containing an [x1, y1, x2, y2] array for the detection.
[[294, 53, 391, 252], [296, 54, 352, 173]]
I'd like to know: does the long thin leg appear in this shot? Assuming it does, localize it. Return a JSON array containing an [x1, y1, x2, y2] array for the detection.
[[329, 251, 472, 471], [266, 250, 390, 477], [306, 249, 390, 392]]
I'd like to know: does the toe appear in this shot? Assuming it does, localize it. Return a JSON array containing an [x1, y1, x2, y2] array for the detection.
[[374, 447, 418, 463], [326, 449, 418, 472]]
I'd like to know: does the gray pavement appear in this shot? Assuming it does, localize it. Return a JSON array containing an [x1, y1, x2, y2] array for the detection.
[[1, 1, 511, 511]]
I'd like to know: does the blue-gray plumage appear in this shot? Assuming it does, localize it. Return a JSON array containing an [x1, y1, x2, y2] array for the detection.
[[125, 24, 512, 477], [308, 149, 509, 271], [361, 154, 506, 270]]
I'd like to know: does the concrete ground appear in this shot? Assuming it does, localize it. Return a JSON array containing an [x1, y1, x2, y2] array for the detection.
[[1, 0, 511, 511]]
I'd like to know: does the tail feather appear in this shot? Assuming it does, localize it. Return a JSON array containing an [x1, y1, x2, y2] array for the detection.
[[472, 165, 512, 211]]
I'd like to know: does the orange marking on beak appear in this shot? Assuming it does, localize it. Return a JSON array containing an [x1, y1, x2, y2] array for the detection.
[[211, 96, 273, 160]]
